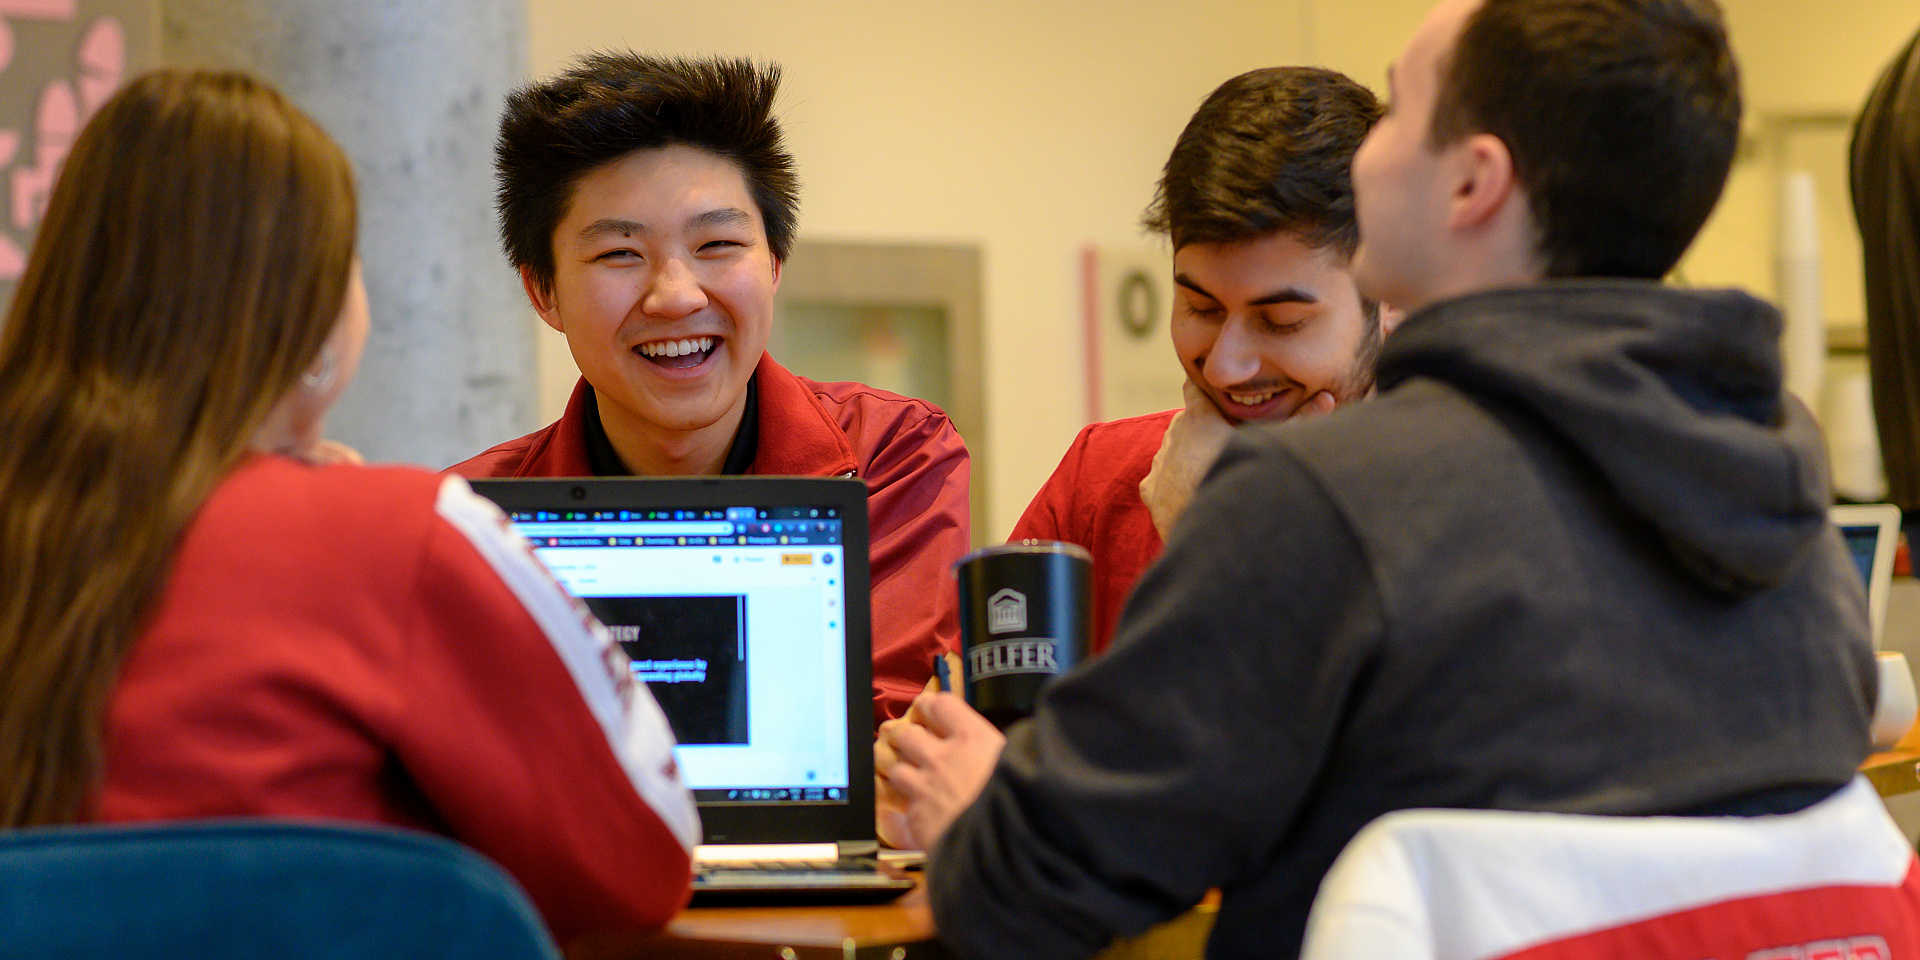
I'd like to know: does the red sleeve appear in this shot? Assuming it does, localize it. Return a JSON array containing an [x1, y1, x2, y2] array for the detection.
[[861, 406, 971, 723], [443, 444, 526, 479], [393, 478, 697, 945], [1008, 424, 1099, 547]]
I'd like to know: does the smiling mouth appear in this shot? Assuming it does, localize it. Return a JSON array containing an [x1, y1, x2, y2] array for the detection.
[[635, 336, 717, 370], [1225, 389, 1280, 407], [1213, 384, 1295, 422]]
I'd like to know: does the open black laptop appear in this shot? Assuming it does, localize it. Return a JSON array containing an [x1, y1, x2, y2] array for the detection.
[[470, 477, 912, 904]]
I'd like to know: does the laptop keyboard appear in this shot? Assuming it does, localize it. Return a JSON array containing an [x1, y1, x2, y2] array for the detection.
[[695, 858, 904, 887], [690, 857, 917, 904]]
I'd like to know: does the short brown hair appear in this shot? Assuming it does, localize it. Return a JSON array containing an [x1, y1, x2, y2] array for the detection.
[[1144, 67, 1382, 257], [1429, 0, 1741, 278]]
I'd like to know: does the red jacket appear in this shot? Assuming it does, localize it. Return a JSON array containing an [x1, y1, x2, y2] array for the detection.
[[99, 456, 697, 944], [1302, 778, 1920, 960], [1008, 410, 1175, 655], [449, 353, 969, 723]]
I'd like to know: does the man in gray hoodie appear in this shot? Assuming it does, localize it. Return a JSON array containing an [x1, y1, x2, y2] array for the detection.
[[882, 0, 1878, 957]]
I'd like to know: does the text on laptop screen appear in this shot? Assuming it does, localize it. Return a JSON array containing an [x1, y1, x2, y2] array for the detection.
[[507, 505, 850, 805]]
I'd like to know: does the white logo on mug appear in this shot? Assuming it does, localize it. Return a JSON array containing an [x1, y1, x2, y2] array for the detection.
[[968, 638, 1060, 680], [987, 588, 1028, 635]]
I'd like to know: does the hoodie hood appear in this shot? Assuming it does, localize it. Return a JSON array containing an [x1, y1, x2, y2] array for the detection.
[[1377, 281, 1830, 595]]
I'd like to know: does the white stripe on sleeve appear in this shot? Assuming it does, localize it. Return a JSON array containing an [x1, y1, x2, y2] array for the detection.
[[434, 476, 701, 851], [1303, 777, 1911, 960]]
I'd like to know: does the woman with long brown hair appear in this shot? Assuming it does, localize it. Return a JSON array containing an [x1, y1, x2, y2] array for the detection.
[[0, 69, 696, 942]]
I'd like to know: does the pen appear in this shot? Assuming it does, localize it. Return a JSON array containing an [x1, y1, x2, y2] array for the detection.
[[933, 653, 952, 692]]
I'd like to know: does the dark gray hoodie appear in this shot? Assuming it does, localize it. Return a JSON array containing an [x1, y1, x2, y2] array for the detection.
[[930, 282, 1875, 960]]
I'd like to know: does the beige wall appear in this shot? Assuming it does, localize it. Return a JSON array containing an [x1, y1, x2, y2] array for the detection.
[[1678, 0, 1919, 324], [1303, 0, 1433, 95], [524, 0, 1920, 535]]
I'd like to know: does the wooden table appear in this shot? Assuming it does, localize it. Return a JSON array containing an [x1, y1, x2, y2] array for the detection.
[[567, 886, 951, 960], [1863, 721, 1920, 797], [566, 882, 1217, 960]]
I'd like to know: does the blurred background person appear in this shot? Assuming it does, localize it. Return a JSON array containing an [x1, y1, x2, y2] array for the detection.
[[1852, 21, 1920, 545]]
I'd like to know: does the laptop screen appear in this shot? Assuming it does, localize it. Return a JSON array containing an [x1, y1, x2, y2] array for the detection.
[[1832, 503, 1902, 650], [503, 502, 852, 807], [1842, 523, 1880, 590]]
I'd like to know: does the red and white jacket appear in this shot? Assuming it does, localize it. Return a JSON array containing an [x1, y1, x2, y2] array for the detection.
[[449, 353, 971, 723], [1301, 777, 1920, 960], [97, 456, 699, 945]]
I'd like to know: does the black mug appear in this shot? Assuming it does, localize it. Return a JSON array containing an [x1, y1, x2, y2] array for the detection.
[[953, 541, 1092, 729]]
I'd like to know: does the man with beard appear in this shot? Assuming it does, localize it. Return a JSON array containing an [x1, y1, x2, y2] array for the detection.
[[874, 65, 1388, 850], [1009, 66, 1391, 655]]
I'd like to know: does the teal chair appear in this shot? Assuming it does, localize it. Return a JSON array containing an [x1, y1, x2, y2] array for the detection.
[[0, 819, 561, 959]]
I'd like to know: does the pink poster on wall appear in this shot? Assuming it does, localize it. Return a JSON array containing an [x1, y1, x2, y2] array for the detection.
[[0, 0, 154, 294]]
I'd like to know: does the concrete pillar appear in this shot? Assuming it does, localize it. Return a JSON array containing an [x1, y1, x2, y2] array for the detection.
[[162, 0, 534, 468]]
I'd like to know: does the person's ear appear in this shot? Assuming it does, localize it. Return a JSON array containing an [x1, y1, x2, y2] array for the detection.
[[770, 255, 783, 290], [1378, 303, 1408, 338], [1447, 132, 1519, 233], [521, 265, 564, 334]]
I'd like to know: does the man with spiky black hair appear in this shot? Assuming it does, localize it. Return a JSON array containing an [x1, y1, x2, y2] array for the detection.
[[451, 54, 970, 725]]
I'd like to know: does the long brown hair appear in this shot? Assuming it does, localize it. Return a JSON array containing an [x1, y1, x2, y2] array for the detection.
[[0, 70, 357, 826]]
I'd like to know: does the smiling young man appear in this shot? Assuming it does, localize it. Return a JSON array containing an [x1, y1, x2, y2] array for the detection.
[[1007, 67, 1387, 655], [883, 1, 1877, 957], [451, 55, 970, 723]]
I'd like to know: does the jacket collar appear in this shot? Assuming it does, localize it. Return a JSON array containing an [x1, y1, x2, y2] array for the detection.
[[514, 379, 598, 477], [749, 352, 861, 477], [536, 353, 859, 478]]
